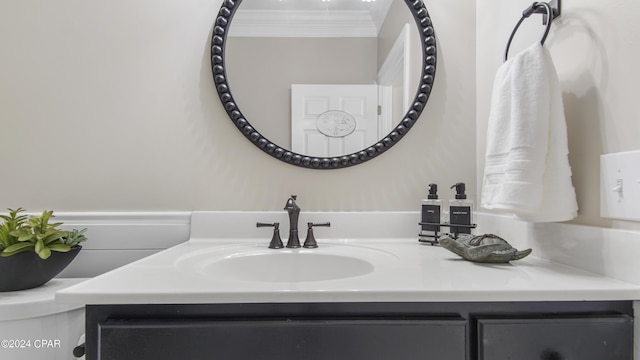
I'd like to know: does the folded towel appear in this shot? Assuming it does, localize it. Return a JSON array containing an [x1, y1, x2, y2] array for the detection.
[[481, 43, 578, 222]]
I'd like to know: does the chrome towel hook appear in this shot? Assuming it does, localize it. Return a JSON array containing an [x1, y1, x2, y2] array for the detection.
[[503, 0, 561, 62]]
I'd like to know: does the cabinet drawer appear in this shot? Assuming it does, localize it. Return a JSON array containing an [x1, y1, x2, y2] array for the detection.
[[477, 315, 633, 360], [99, 318, 467, 360]]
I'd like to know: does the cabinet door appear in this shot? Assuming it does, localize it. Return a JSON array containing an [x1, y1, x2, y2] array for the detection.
[[477, 315, 633, 360], [98, 318, 466, 360]]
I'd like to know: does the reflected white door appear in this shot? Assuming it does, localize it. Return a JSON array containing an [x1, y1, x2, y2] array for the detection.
[[291, 84, 379, 157]]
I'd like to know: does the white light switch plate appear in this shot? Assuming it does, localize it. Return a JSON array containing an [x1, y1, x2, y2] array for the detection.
[[600, 150, 640, 221]]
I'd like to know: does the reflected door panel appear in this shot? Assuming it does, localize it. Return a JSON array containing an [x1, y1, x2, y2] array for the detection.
[[291, 84, 378, 157]]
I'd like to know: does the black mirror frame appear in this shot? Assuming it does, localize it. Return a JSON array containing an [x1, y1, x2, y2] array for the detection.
[[211, 0, 436, 169]]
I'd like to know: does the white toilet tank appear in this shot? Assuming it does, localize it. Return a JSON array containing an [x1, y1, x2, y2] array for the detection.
[[0, 279, 86, 360]]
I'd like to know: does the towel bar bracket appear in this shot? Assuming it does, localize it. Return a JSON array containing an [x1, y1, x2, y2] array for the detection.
[[527, 0, 561, 25]]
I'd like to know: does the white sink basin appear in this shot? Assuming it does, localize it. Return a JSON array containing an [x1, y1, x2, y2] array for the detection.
[[175, 244, 398, 283]]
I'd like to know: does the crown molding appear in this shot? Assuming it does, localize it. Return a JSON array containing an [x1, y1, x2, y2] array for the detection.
[[228, 10, 378, 37]]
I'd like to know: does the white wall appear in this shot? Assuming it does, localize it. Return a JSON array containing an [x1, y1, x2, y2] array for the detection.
[[476, 0, 640, 230], [0, 0, 476, 212]]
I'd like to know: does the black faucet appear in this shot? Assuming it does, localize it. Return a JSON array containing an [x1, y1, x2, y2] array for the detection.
[[284, 195, 301, 248]]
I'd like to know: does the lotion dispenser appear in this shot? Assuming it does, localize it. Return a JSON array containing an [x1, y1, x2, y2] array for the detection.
[[449, 182, 473, 236]]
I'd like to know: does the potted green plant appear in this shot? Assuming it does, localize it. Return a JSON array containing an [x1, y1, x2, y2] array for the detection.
[[0, 208, 87, 291]]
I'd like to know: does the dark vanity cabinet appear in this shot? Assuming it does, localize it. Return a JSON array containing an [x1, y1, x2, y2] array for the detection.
[[97, 318, 466, 360], [85, 301, 634, 360], [477, 315, 633, 360]]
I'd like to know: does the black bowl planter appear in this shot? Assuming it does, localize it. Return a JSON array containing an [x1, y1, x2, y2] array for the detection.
[[0, 246, 82, 292]]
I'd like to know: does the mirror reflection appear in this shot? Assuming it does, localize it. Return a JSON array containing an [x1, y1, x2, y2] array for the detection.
[[225, 0, 423, 158]]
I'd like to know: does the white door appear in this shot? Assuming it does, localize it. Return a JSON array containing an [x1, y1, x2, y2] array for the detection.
[[291, 84, 379, 157]]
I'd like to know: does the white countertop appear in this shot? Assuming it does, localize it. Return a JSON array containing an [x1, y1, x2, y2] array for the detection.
[[55, 238, 640, 305], [1, 278, 86, 321]]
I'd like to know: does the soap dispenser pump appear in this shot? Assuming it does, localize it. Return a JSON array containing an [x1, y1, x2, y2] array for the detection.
[[448, 182, 474, 236], [419, 183, 443, 244], [421, 184, 442, 233]]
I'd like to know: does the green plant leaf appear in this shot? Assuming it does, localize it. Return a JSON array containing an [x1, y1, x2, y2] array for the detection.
[[0, 208, 28, 248], [1, 242, 35, 256], [0, 208, 27, 224], [43, 233, 64, 245], [37, 246, 51, 260], [49, 244, 71, 253], [40, 210, 52, 223], [47, 228, 63, 235], [63, 228, 88, 247], [35, 239, 44, 254], [0, 230, 10, 248], [12, 229, 34, 242]]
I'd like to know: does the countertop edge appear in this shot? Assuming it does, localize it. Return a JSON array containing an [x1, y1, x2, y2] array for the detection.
[[54, 238, 640, 306]]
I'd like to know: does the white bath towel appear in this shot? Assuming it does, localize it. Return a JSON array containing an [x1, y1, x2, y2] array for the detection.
[[481, 43, 578, 222]]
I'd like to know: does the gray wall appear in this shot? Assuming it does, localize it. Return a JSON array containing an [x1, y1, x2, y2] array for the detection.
[[0, 0, 476, 213], [225, 37, 378, 147]]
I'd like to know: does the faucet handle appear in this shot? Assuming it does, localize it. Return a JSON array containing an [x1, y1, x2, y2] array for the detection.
[[303, 222, 331, 248], [257, 222, 284, 249], [310, 222, 331, 227]]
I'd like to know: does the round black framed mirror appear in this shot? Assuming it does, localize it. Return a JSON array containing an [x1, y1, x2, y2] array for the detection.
[[211, 0, 436, 169]]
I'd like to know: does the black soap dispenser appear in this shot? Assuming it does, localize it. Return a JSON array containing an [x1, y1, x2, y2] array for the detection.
[[420, 184, 442, 242], [449, 182, 474, 236]]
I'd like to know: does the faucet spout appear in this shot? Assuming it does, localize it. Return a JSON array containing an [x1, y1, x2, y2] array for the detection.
[[284, 195, 301, 248]]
